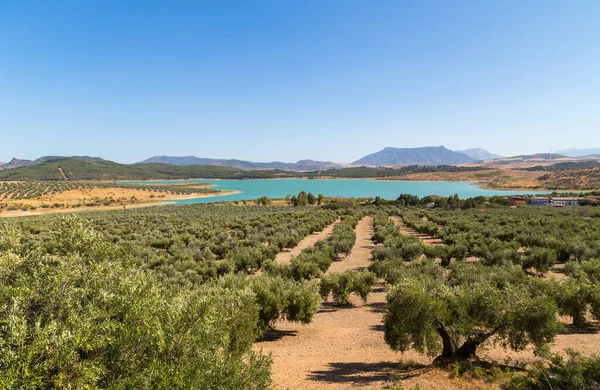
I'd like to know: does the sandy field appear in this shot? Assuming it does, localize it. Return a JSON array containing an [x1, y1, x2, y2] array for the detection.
[[0, 186, 238, 218]]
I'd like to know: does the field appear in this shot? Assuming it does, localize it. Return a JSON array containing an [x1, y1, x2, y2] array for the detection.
[[0, 181, 230, 217], [1, 199, 600, 389]]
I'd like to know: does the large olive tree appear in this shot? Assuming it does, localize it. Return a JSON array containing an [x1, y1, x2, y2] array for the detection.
[[0, 216, 272, 389], [384, 263, 562, 361]]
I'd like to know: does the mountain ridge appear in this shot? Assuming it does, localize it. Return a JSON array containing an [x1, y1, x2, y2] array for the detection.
[[137, 156, 344, 171], [353, 146, 476, 166]]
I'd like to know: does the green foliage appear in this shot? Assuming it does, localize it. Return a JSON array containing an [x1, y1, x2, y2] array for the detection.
[[276, 215, 360, 280], [554, 258, 600, 325], [297, 191, 309, 206], [448, 360, 511, 382], [7, 204, 336, 285], [217, 275, 321, 336], [522, 247, 557, 274], [384, 262, 562, 361], [502, 351, 600, 390], [0, 217, 271, 389], [320, 270, 377, 304]]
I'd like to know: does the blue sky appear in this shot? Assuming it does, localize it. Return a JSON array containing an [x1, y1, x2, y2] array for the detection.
[[1, 1, 599, 163]]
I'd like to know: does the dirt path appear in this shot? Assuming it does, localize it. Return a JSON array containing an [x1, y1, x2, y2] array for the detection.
[[254, 216, 510, 389], [275, 219, 340, 265], [327, 216, 373, 274], [255, 216, 413, 389], [58, 167, 69, 181], [390, 215, 442, 246]]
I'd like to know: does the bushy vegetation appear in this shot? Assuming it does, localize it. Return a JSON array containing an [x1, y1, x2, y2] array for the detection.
[[7, 204, 337, 285], [0, 217, 273, 389], [265, 214, 361, 280], [3, 198, 600, 387], [372, 204, 600, 378], [320, 270, 377, 304], [384, 261, 562, 361], [502, 351, 600, 390]]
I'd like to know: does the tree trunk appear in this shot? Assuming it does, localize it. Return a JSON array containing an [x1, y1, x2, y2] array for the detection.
[[573, 311, 586, 326], [454, 338, 480, 359], [435, 321, 456, 359]]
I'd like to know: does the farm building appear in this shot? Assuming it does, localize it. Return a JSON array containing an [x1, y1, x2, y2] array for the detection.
[[529, 197, 550, 206], [550, 197, 582, 206], [508, 196, 527, 206]]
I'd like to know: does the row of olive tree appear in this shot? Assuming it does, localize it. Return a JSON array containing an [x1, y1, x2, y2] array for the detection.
[[0, 215, 327, 389]]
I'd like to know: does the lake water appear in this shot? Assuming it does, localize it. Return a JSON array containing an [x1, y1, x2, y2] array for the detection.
[[122, 179, 546, 205]]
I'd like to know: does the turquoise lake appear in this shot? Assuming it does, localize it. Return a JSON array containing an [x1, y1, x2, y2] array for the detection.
[[122, 179, 546, 205]]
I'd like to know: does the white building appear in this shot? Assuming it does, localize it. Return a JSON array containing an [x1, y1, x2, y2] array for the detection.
[[550, 197, 582, 206]]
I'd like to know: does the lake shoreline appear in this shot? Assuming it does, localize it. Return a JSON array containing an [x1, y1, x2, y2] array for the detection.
[[119, 177, 549, 193]]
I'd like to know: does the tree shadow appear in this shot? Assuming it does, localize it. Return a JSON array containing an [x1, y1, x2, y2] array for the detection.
[[309, 361, 432, 385], [318, 301, 357, 313], [259, 329, 298, 342], [367, 301, 386, 313], [564, 322, 600, 335], [307, 361, 402, 385], [370, 324, 385, 332]]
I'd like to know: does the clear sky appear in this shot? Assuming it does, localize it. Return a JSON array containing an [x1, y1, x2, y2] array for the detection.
[[1, 1, 599, 164]]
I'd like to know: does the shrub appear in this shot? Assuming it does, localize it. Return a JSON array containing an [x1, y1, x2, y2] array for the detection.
[[502, 351, 600, 390], [0, 217, 272, 389], [320, 270, 377, 305]]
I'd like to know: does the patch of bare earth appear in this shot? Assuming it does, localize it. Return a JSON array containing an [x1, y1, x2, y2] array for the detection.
[[275, 219, 341, 265]]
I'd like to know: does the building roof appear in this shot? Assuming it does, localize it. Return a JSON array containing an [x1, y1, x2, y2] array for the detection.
[[551, 197, 583, 201]]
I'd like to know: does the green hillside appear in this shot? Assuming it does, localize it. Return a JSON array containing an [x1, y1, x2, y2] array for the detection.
[[0, 158, 492, 181], [0, 158, 293, 181]]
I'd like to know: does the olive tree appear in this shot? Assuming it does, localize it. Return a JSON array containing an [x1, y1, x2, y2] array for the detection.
[[320, 270, 377, 305], [554, 259, 600, 325], [0, 216, 272, 389], [384, 263, 562, 361]]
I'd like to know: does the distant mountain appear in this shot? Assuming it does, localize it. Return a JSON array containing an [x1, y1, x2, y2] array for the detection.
[[0, 158, 35, 170], [0, 156, 105, 171], [137, 156, 344, 171], [555, 148, 600, 158], [455, 148, 502, 161], [352, 146, 476, 167]]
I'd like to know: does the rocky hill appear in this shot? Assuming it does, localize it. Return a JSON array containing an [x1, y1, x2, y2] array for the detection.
[[353, 146, 476, 166]]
